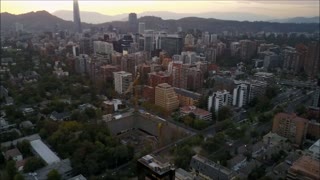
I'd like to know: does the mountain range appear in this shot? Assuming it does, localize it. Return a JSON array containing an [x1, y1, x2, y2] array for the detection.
[[52, 10, 319, 24], [1, 11, 319, 33]]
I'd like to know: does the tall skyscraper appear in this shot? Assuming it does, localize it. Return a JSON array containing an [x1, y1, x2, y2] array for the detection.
[[128, 13, 138, 33], [73, 0, 82, 33]]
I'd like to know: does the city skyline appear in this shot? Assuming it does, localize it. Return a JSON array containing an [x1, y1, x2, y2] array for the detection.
[[1, 1, 319, 18]]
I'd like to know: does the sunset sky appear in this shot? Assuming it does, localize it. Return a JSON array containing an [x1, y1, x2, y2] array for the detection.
[[1, 1, 319, 18]]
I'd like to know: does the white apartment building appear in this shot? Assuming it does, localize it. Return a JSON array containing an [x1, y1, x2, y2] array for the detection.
[[113, 71, 132, 94], [208, 90, 232, 112]]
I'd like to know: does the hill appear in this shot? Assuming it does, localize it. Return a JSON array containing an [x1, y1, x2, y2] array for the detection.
[[1, 11, 319, 33], [0, 11, 92, 32]]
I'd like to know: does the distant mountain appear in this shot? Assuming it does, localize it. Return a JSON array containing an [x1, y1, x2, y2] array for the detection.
[[270, 16, 320, 23], [97, 16, 319, 33], [53, 10, 274, 23], [0, 11, 92, 32], [1, 11, 319, 34], [52, 10, 127, 24]]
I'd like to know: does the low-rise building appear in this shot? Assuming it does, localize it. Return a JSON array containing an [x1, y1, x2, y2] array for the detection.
[[137, 154, 175, 180], [180, 106, 212, 121], [174, 88, 201, 106], [190, 154, 237, 180], [306, 139, 320, 160], [287, 155, 320, 180], [5, 148, 23, 161]]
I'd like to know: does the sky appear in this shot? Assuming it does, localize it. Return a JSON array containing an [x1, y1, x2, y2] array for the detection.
[[1, 1, 319, 18]]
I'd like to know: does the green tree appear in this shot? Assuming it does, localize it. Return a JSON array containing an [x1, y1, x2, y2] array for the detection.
[[47, 169, 61, 180], [6, 160, 17, 180], [14, 173, 24, 180], [217, 106, 233, 121], [23, 157, 45, 173], [17, 140, 31, 157]]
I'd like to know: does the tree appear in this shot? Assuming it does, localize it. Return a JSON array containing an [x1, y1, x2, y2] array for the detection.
[[217, 106, 233, 121], [6, 160, 17, 180], [47, 169, 61, 180], [17, 140, 31, 157], [14, 174, 24, 180], [23, 157, 45, 173]]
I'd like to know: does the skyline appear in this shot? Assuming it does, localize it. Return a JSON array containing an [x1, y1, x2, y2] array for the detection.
[[1, 1, 319, 18]]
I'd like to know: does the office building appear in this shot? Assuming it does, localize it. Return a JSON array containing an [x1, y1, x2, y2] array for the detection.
[[190, 154, 237, 180], [155, 83, 179, 112], [128, 13, 138, 33], [73, 0, 82, 33], [113, 71, 132, 94], [160, 35, 183, 56], [287, 156, 320, 180], [272, 113, 309, 147], [144, 30, 155, 52], [138, 22, 145, 34], [137, 154, 175, 180], [208, 90, 232, 112], [80, 37, 93, 55]]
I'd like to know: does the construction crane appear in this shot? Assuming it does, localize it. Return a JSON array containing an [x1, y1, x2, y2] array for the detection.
[[123, 72, 140, 111]]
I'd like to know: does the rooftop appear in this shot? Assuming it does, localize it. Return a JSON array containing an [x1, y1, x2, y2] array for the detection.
[[138, 154, 173, 175], [5, 148, 22, 160], [30, 139, 61, 165], [180, 106, 211, 116], [190, 154, 235, 177], [289, 155, 320, 179]]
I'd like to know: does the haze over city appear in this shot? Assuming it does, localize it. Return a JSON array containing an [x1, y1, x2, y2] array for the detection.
[[1, 1, 319, 20], [0, 0, 319, 180]]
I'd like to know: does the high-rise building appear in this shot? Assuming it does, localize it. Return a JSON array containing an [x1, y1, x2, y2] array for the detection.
[[304, 42, 320, 78], [160, 35, 183, 56], [144, 30, 155, 52], [205, 47, 217, 64], [230, 42, 240, 57], [203, 32, 210, 45], [208, 90, 232, 112], [272, 113, 309, 147], [155, 83, 179, 112], [138, 22, 145, 34], [73, 0, 82, 33], [148, 71, 172, 87], [128, 13, 138, 33], [239, 40, 256, 61], [93, 41, 114, 55], [113, 71, 133, 94], [283, 47, 303, 74], [232, 83, 249, 108], [80, 37, 93, 55], [184, 34, 195, 47]]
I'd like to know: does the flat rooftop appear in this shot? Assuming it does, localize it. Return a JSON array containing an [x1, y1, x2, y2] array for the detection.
[[138, 154, 173, 175], [30, 139, 61, 165]]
